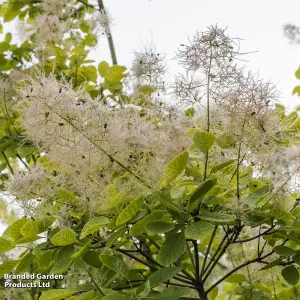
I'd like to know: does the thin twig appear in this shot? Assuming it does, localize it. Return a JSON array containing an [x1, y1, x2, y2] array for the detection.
[[1, 151, 14, 175], [200, 226, 217, 277], [205, 251, 274, 295]]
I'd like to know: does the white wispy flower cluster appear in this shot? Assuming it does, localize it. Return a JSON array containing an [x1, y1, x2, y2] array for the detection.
[[34, 14, 66, 43], [9, 73, 191, 216], [175, 25, 300, 199], [5, 166, 48, 201], [88, 9, 113, 36], [41, 0, 70, 17]]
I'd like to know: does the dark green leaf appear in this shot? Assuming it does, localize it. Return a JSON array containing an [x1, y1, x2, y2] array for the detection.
[[158, 230, 185, 265], [148, 266, 181, 287], [282, 265, 299, 285]]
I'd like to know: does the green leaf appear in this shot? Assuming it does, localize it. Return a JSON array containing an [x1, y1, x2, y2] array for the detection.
[[98, 61, 110, 77], [130, 210, 171, 236], [116, 197, 142, 225], [197, 211, 236, 225], [185, 220, 214, 240], [5, 32, 12, 43], [193, 131, 216, 153], [3, 3, 23, 22], [21, 217, 55, 237], [146, 221, 175, 234], [85, 34, 98, 47], [163, 151, 189, 185], [83, 251, 103, 269], [270, 208, 295, 222], [0, 237, 13, 253], [208, 287, 218, 300], [14, 235, 42, 245], [282, 265, 299, 285], [72, 239, 92, 258], [81, 291, 95, 300], [216, 134, 236, 149], [40, 289, 79, 300], [274, 245, 297, 256], [259, 258, 282, 271], [158, 230, 185, 265], [210, 160, 235, 174], [21, 220, 40, 237], [296, 67, 300, 79], [148, 266, 181, 287], [80, 217, 109, 239], [0, 41, 9, 54], [157, 192, 184, 214], [8, 218, 28, 240], [39, 251, 53, 269], [80, 65, 98, 83], [80, 21, 91, 33], [293, 86, 300, 96], [102, 293, 127, 300], [0, 260, 19, 278], [15, 252, 35, 274], [225, 273, 247, 283], [187, 178, 217, 212], [99, 255, 127, 276], [51, 229, 77, 246], [156, 286, 190, 299], [51, 245, 75, 274], [137, 281, 150, 298], [105, 65, 127, 85], [185, 107, 195, 118]]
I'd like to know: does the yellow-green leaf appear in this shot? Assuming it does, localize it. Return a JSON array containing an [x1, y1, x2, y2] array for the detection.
[[0, 260, 19, 278], [80, 217, 109, 239], [15, 252, 35, 274], [98, 61, 110, 77], [40, 289, 79, 300], [163, 151, 189, 185], [158, 230, 185, 265], [186, 220, 214, 240], [51, 229, 77, 246], [0, 237, 13, 253], [116, 198, 143, 226], [193, 131, 216, 153]]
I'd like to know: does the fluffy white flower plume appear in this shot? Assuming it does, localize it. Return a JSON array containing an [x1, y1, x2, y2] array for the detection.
[[41, 0, 70, 17], [34, 14, 66, 43], [5, 166, 49, 201], [88, 9, 113, 36], [11, 73, 191, 216]]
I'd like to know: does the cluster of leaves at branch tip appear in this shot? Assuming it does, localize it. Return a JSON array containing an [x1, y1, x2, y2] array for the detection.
[[0, 1, 300, 300]]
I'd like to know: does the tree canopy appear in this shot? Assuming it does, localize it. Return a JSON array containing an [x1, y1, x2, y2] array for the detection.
[[0, 1, 300, 300]]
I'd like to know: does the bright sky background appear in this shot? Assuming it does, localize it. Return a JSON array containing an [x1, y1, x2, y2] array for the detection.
[[96, 0, 300, 110], [1, 0, 300, 233]]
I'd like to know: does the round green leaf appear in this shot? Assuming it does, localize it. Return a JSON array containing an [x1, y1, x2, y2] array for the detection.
[[186, 220, 214, 240], [282, 265, 299, 285], [51, 229, 77, 246]]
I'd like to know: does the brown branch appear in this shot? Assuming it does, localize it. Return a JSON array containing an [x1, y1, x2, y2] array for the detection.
[[205, 251, 274, 295], [233, 225, 276, 243]]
